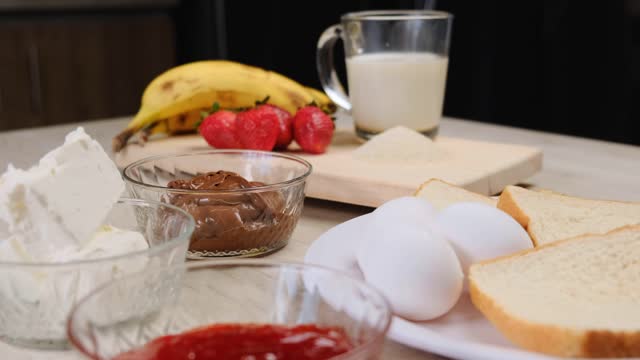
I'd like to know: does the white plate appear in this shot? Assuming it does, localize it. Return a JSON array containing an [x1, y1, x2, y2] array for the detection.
[[387, 295, 555, 360], [304, 217, 640, 360], [305, 228, 558, 360]]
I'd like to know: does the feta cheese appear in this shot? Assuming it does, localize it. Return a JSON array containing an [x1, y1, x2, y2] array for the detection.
[[0, 226, 149, 340], [58, 225, 149, 262], [0, 127, 152, 342], [0, 127, 125, 261]]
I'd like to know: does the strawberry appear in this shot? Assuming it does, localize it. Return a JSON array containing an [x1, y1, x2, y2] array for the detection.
[[293, 106, 334, 154], [235, 106, 280, 151], [261, 104, 293, 149], [198, 110, 241, 149]]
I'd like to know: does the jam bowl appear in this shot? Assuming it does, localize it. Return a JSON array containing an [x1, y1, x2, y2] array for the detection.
[[68, 260, 392, 360], [0, 199, 194, 350], [123, 150, 312, 258]]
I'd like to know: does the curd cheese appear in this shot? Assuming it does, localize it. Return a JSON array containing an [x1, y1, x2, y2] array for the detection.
[[0, 128, 150, 342], [0, 127, 126, 261]]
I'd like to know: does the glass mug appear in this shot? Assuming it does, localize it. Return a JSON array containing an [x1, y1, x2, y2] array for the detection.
[[317, 10, 453, 139]]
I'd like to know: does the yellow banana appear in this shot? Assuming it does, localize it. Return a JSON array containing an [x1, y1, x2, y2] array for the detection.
[[113, 61, 335, 152], [145, 108, 207, 136], [305, 86, 336, 113]]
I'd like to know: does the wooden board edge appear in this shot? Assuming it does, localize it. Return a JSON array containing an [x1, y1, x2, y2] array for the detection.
[[305, 173, 415, 208], [488, 149, 543, 194]]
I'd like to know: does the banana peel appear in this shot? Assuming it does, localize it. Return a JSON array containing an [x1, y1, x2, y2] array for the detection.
[[306, 86, 337, 114], [113, 61, 335, 152]]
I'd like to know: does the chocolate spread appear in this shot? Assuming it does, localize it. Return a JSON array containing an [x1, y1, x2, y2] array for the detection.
[[166, 171, 295, 254]]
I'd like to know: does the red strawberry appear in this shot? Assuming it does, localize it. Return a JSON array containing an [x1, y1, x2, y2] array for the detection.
[[199, 110, 241, 149], [293, 106, 334, 154], [235, 106, 280, 151], [261, 104, 293, 149]]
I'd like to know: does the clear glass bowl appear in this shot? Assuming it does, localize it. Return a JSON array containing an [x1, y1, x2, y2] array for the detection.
[[0, 198, 194, 350], [68, 260, 392, 360], [123, 150, 312, 258]]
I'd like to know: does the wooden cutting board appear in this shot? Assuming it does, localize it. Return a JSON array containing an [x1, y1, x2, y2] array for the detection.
[[114, 128, 542, 208]]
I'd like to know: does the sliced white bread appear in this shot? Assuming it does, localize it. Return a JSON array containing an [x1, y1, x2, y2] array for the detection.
[[414, 179, 497, 211], [498, 185, 640, 246], [469, 225, 640, 358]]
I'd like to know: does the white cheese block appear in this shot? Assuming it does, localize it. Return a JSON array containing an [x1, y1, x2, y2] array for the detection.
[[0, 127, 125, 261]]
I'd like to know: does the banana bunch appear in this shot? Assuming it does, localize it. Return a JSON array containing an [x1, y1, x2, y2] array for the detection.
[[113, 60, 335, 152]]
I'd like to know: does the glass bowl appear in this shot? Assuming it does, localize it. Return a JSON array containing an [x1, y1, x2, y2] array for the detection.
[[0, 198, 194, 350], [68, 260, 392, 360], [123, 150, 312, 259]]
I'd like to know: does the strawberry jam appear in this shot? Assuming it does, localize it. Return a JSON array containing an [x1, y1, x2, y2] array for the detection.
[[115, 323, 354, 360]]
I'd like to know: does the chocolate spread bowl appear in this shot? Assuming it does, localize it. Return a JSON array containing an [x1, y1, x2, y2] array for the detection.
[[123, 150, 312, 259]]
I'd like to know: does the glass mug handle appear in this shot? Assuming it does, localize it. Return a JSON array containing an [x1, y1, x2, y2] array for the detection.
[[316, 24, 351, 111]]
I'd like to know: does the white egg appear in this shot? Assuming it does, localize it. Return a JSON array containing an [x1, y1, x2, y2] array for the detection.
[[434, 202, 533, 279], [357, 196, 436, 273], [303, 214, 375, 324], [370, 196, 435, 230], [356, 220, 463, 321], [304, 214, 371, 279]]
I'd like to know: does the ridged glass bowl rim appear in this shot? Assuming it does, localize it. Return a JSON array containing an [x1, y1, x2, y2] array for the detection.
[[122, 150, 313, 194], [0, 198, 195, 268], [342, 10, 452, 21], [67, 259, 393, 360]]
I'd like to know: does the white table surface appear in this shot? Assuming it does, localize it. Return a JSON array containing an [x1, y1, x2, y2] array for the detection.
[[0, 115, 639, 360]]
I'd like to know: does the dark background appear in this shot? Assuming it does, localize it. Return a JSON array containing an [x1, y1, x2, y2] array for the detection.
[[1, 0, 639, 145]]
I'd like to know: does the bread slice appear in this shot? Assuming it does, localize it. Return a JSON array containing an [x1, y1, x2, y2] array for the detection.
[[414, 179, 497, 211], [469, 225, 640, 358], [498, 185, 640, 246]]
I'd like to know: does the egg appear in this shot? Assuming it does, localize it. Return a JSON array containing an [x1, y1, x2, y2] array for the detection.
[[370, 196, 436, 229], [434, 202, 533, 279], [302, 214, 374, 322], [304, 214, 371, 279], [357, 196, 436, 273], [356, 219, 463, 321]]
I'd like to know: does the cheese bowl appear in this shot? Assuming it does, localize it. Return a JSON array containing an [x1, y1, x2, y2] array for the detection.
[[0, 199, 194, 349]]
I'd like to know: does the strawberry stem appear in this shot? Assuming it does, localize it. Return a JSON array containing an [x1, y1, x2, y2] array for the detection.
[[196, 102, 222, 129], [255, 95, 271, 105]]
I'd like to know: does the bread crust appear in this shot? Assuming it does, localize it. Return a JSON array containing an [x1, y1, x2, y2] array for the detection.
[[496, 186, 539, 245], [495, 186, 529, 227], [469, 278, 583, 357], [413, 178, 456, 196], [469, 225, 640, 358], [414, 178, 497, 205]]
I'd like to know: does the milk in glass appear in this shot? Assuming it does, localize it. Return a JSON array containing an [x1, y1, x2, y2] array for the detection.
[[346, 52, 448, 135]]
